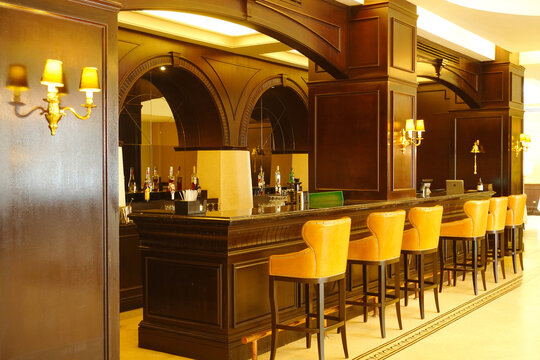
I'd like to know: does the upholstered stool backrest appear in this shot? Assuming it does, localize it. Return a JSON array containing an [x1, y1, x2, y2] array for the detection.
[[366, 210, 406, 260], [463, 200, 490, 237], [407, 206, 443, 250], [487, 197, 508, 231], [506, 194, 527, 226], [302, 217, 351, 278]]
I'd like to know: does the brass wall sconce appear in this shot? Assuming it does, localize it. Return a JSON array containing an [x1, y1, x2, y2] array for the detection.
[[513, 133, 531, 156], [399, 118, 425, 152], [470, 139, 484, 174], [6, 59, 101, 135]]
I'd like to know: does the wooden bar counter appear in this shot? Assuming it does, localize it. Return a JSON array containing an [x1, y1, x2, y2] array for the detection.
[[130, 191, 493, 360]]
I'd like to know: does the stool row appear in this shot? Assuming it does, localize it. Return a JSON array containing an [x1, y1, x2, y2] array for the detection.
[[268, 194, 527, 360]]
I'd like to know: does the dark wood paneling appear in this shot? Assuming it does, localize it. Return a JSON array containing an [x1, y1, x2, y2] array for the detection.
[[392, 91, 415, 190], [391, 18, 415, 73], [525, 184, 540, 213], [455, 116, 504, 193], [313, 90, 380, 191], [511, 72, 524, 104], [481, 72, 504, 103], [120, 224, 143, 311], [0, 1, 119, 359], [348, 17, 380, 69]]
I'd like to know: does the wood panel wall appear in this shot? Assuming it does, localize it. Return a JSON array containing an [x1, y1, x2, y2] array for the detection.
[[0, 1, 119, 359]]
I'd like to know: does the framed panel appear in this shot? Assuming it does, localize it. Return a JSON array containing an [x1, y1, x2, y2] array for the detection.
[[481, 72, 504, 103], [392, 91, 415, 190], [348, 16, 380, 69], [314, 91, 380, 191], [391, 18, 416, 73]]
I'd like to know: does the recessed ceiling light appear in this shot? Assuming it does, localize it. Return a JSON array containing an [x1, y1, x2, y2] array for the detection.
[[141, 10, 258, 36]]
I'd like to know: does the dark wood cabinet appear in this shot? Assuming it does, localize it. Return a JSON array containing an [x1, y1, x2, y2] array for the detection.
[[120, 224, 143, 312]]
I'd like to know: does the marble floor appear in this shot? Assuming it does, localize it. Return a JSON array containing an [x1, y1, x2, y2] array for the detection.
[[120, 216, 540, 360]]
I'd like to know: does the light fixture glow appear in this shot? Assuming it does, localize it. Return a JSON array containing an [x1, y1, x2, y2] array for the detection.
[[445, 0, 540, 16], [141, 11, 258, 37], [519, 51, 540, 65], [417, 7, 495, 61]]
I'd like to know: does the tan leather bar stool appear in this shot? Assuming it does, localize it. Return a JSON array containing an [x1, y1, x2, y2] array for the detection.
[[485, 197, 508, 282], [505, 194, 527, 273], [269, 217, 351, 360], [347, 210, 405, 338], [439, 200, 489, 295], [401, 206, 443, 319]]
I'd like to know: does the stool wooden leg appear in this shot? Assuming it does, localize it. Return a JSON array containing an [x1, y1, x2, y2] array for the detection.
[[500, 232, 506, 280], [433, 251, 440, 313], [338, 278, 348, 358], [394, 260, 402, 330], [305, 283, 311, 349], [472, 240, 478, 295], [403, 254, 409, 306], [480, 238, 487, 291], [316, 283, 325, 360], [519, 226, 524, 271], [439, 242, 445, 293], [452, 240, 458, 286], [512, 228, 518, 274], [418, 253, 425, 319], [378, 264, 386, 338], [269, 277, 278, 360], [492, 233, 499, 283], [362, 264, 368, 323]]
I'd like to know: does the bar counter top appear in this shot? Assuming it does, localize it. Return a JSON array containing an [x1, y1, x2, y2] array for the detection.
[[130, 191, 493, 360]]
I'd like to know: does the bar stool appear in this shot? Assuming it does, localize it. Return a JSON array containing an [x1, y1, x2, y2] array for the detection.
[[269, 217, 351, 360], [401, 205, 443, 319], [439, 200, 489, 295], [505, 194, 527, 273], [347, 210, 405, 338], [485, 197, 508, 283]]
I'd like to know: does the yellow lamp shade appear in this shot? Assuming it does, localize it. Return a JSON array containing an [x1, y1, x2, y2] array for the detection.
[[405, 118, 415, 132], [526, 134, 531, 142], [416, 119, 425, 132], [520, 133, 526, 142], [7, 64, 29, 90], [40, 59, 64, 87], [79, 67, 101, 93]]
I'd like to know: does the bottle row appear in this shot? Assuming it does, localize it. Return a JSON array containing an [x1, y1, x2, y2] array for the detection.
[[127, 165, 200, 201], [257, 165, 297, 195]]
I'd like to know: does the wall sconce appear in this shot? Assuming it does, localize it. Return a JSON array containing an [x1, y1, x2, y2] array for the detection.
[[470, 139, 485, 174], [399, 118, 425, 152], [513, 133, 531, 156], [6, 59, 101, 135]]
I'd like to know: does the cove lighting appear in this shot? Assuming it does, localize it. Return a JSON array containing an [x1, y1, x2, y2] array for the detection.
[[141, 11, 258, 36], [446, 0, 540, 16], [519, 51, 540, 65], [417, 7, 495, 61]]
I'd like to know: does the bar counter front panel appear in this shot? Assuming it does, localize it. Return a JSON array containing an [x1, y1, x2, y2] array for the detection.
[[130, 191, 493, 360]]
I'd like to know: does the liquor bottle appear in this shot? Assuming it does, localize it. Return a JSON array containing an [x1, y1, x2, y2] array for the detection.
[[152, 167, 160, 192], [144, 167, 151, 201], [128, 167, 137, 193], [477, 177, 483, 191], [191, 166, 197, 190], [258, 166, 265, 194], [176, 166, 183, 191], [289, 167, 295, 185], [275, 165, 281, 195], [168, 166, 175, 200]]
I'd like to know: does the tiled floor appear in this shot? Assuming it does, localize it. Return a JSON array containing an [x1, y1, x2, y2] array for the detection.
[[120, 217, 540, 359]]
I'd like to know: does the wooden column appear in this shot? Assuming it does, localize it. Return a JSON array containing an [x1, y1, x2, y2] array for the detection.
[[308, 0, 418, 200]]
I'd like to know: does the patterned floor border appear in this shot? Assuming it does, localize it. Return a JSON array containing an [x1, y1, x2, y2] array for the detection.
[[353, 275, 523, 360]]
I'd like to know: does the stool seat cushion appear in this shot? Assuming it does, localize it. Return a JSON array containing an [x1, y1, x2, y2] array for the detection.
[[269, 217, 351, 279], [401, 206, 443, 251], [440, 200, 489, 238], [348, 210, 405, 261]]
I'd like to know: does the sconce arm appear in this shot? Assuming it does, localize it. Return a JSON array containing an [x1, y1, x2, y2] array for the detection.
[[9, 101, 47, 118], [62, 104, 95, 120]]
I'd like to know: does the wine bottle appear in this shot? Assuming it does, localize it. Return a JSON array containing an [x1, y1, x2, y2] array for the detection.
[[289, 167, 295, 185], [275, 165, 281, 195], [477, 177, 483, 191], [168, 166, 175, 200], [191, 166, 197, 190], [128, 167, 137, 193], [258, 166, 265, 194], [152, 167, 160, 192], [144, 167, 151, 201]]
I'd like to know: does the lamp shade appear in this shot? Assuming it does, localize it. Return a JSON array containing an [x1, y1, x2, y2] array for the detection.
[[79, 67, 100, 93], [7, 64, 29, 90], [416, 119, 425, 132], [405, 118, 415, 132], [40, 59, 64, 87], [520, 133, 526, 142]]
